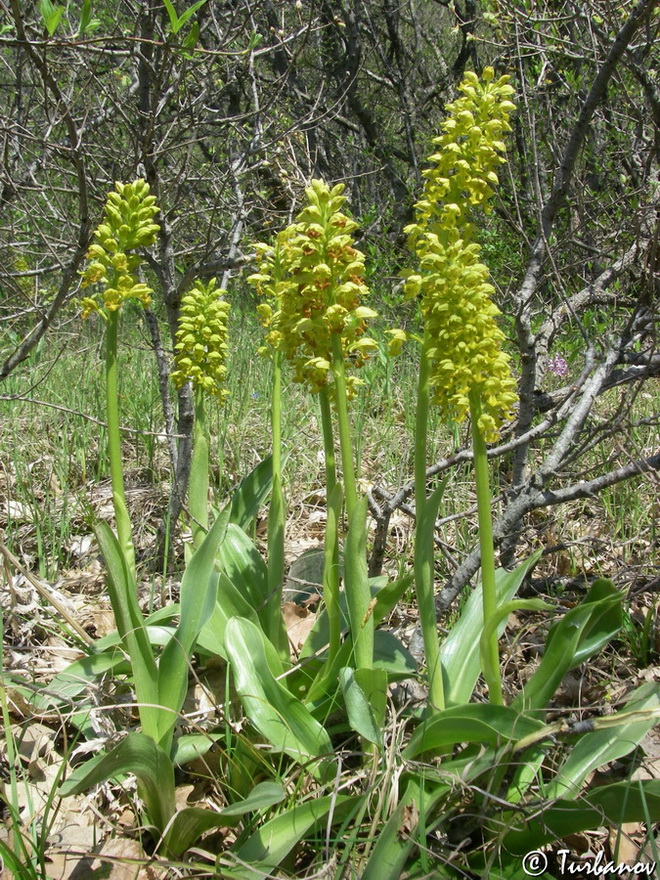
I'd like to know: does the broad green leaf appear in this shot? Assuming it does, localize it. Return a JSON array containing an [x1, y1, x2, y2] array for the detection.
[[60, 733, 175, 834], [299, 569, 409, 661], [512, 579, 623, 712], [32, 648, 125, 708], [158, 509, 229, 751], [373, 573, 414, 627], [502, 779, 660, 854], [78, 0, 99, 34], [196, 571, 261, 659], [339, 667, 383, 745], [165, 781, 284, 855], [403, 704, 546, 758], [546, 578, 623, 667], [232, 794, 359, 870], [344, 496, 374, 668], [162, 0, 207, 34], [373, 629, 417, 677], [441, 552, 542, 706], [181, 19, 199, 51], [96, 522, 160, 740], [217, 524, 269, 617], [171, 732, 223, 767], [545, 682, 660, 799], [302, 626, 416, 709], [224, 617, 332, 770], [173, 0, 208, 32], [479, 598, 556, 687], [39, 0, 64, 35], [197, 573, 284, 679], [229, 455, 273, 531]]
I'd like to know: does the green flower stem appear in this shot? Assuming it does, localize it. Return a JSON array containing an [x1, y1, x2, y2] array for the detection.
[[318, 386, 337, 498], [106, 309, 136, 577], [267, 351, 288, 661], [189, 386, 209, 551], [319, 386, 340, 667], [469, 387, 503, 706], [330, 332, 373, 676], [330, 332, 358, 523], [413, 350, 445, 712]]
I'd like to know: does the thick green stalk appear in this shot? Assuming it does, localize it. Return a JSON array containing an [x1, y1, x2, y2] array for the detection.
[[318, 386, 337, 498], [189, 386, 209, 551], [267, 351, 289, 660], [413, 350, 445, 712], [469, 387, 503, 706], [106, 310, 136, 577], [330, 332, 358, 523], [329, 333, 373, 676], [319, 387, 340, 666]]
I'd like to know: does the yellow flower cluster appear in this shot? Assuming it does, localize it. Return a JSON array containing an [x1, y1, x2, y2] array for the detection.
[[248, 180, 377, 396], [81, 180, 160, 317], [406, 68, 518, 442], [171, 279, 230, 402]]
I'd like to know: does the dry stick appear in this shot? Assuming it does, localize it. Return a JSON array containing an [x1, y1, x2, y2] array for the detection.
[[0, 542, 93, 645]]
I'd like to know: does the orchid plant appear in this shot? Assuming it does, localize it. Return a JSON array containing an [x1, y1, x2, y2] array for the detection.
[[32, 71, 659, 875]]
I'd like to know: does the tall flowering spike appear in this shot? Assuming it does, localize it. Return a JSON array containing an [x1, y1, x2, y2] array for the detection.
[[81, 180, 160, 316], [171, 278, 230, 402], [248, 180, 378, 396], [407, 68, 518, 442], [406, 67, 516, 249]]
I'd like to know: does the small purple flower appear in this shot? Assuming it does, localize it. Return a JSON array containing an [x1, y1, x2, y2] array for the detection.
[[547, 355, 569, 377]]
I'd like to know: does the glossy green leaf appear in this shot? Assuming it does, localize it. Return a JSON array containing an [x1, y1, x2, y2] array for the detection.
[[196, 571, 260, 659], [96, 522, 160, 740], [39, 0, 64, 35], [372, 573, 414, 627], [339, 667, 383, 745], [403, 704, 546, 758], [503, 779, 660, 854], [217, 524, 269, 617], [158, 509, 229, 751], [373, 629, 417, 677], [232, 794, 359, 871], [165, 781, 285, 855], [162, 0, 208, 34], [171, 732, 223, 767], [512, 579, 623, 712], [546, 578, 623, 667], [545, 682, 660, 799], [229, 455, 273, 531], [224, 617, 332, 770], [60, 733, 175, 834], [441, 552, 542, 706]]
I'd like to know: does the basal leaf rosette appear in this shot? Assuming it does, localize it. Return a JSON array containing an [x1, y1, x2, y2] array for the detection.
[[81, 180, 160, 318], [249, 180, 377, 396], [171, 278, 230, 402]]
